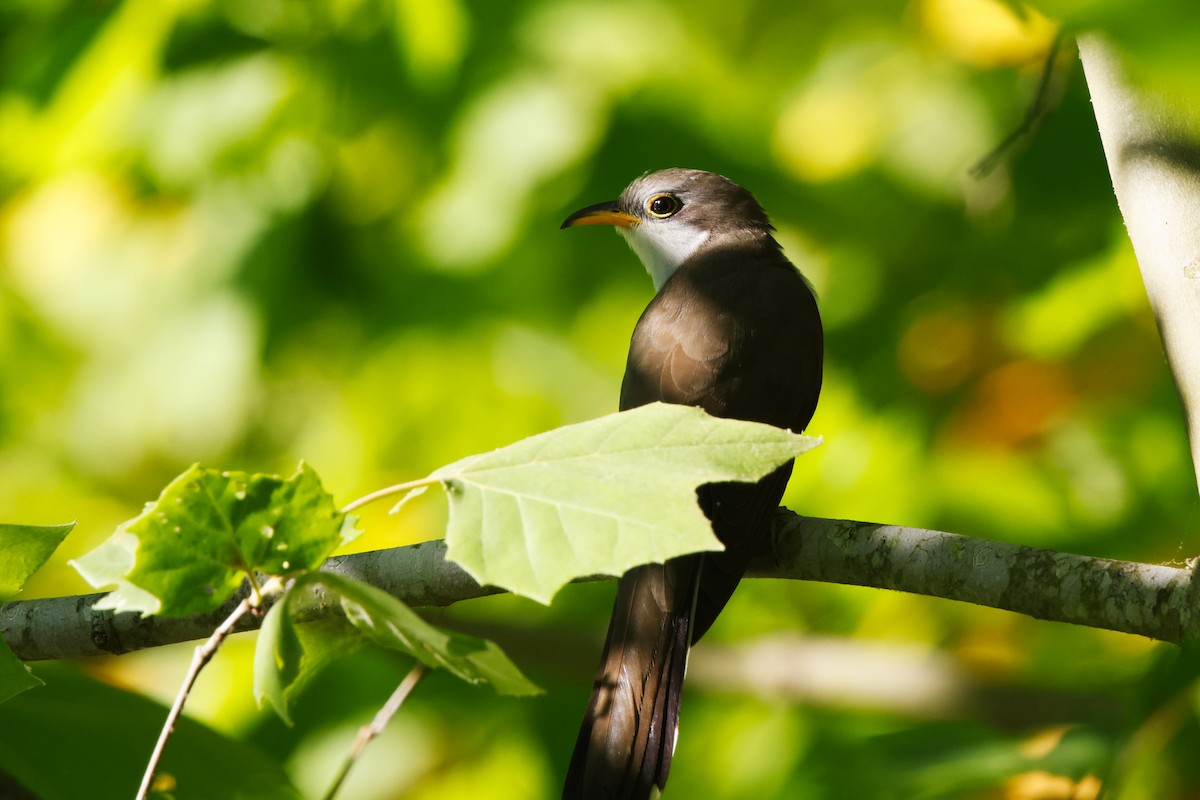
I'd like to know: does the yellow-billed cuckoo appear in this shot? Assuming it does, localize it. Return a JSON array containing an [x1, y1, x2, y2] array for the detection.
[[560, 168, 823, 799]]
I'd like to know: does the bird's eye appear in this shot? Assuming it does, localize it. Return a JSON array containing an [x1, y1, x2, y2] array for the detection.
[[647, 194, 681, 218]]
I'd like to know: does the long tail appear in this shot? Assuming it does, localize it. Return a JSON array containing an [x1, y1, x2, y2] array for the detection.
[[562, 557, 700, 800]]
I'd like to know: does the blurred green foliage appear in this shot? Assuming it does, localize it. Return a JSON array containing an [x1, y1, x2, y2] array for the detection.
[[2, 0, 1200, 797]]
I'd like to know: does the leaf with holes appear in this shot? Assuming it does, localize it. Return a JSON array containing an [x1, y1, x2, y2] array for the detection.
[[71, 463, 356, 617]]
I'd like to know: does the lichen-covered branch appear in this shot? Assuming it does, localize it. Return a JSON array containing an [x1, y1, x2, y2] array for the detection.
[[0, 539, 503, 661], [4, 512, 1197, 662], [754, 515, 1200, 643]]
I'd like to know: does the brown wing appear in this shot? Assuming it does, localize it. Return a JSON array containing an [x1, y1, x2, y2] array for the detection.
[[620, 251, 822, 638], [621, 251, 821, 428]]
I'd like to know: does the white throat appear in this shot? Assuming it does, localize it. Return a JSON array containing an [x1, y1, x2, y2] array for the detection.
[[620, 223, 710, 291]]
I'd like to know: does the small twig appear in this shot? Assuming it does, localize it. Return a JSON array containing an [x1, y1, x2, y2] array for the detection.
[[341, 477, 439, 514], [970, 31, 1068, 178], [321, 662, 429, 800], [135, 597, 256, 800]]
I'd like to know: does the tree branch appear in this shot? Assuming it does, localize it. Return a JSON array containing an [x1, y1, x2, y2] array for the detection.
[[3, 511, 1197, 661], [758, 515, 1200, 643], [1077, 34, 1200, 493]]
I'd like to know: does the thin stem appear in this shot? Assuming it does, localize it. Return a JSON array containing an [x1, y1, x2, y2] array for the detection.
[[341, 477, 440, 514], [322, 662, 429, 800], [245, 571, 265, 607], [135, 597, 255, 800], [969, 30, 1067, 178]]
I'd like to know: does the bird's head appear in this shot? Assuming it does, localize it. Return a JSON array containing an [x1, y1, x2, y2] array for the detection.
[[561, 168, 775, 290]]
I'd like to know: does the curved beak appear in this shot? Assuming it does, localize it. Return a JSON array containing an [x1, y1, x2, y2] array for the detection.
[[560, 200, 639, 230]]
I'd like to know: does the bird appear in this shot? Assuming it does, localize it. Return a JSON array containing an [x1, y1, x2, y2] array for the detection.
[[559, 168, 823, 799]]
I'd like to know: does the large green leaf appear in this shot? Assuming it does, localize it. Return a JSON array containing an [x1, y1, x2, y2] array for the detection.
[[254, 571, 539, 723], [0, 664, 302, 800], [430, 402, 819, 603], [71, 463, 356, 617], [0, 522, 75, 705]]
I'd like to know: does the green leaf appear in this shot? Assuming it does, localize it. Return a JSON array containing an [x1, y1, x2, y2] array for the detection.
[[320, 572, 540, 696], [0, 664, 303, 799], [253, 599, 305, 725], [71, 463, 355, 617], [253, 571, 538, 724], [0, 522, 75, 598], [0, 638, 41, 706], [253, 603, 365, 725], [0, 522, 74, 706], [326, 572, 538, 692], [430, 402, 819, 603]]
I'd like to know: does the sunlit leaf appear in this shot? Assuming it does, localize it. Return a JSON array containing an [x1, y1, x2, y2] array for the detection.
[[431, 402, 819, 603], [0, 522, 75, 598], [71, 464, 355, 617], [0, 522, 74, 705]]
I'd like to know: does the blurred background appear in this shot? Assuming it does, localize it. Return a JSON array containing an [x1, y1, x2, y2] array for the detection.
[[3, 0, 1200, 797]]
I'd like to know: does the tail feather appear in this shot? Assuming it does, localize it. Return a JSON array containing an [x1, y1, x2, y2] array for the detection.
[[562, 558, 700, 800], [564, 466, 792, 798]]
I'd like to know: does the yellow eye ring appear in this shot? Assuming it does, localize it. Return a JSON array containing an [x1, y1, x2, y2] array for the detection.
[[646, 194, 681, 218]]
